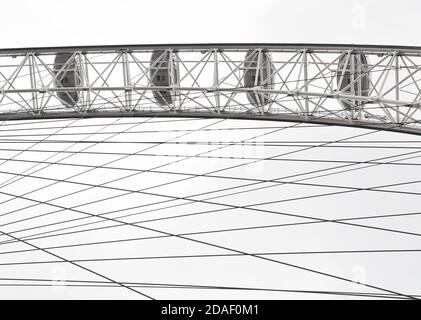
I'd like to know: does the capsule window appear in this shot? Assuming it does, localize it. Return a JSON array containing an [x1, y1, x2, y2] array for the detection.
[[251, 75, 261, 83]]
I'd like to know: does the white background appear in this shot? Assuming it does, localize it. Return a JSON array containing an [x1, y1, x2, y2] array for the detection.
[[0, 0, 418, 47]]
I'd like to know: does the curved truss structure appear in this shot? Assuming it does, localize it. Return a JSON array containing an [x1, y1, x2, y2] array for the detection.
[[1, 44, 421, 135]]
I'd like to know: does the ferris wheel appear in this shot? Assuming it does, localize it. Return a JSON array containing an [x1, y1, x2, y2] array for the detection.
[[0, 43, 420, 300]]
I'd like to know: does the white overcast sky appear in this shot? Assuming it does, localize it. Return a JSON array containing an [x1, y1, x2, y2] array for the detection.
[[0, 0, 418, 48]]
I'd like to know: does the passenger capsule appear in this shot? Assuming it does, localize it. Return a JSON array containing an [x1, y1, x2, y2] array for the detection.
[[243, 49, 274, 107], [150, 50, 178, 106], [336, 53, 370, 110], [53, 53, 80, 107]]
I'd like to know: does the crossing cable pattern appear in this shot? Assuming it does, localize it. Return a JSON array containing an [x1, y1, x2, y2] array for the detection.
[[0, 114, 419, 299]]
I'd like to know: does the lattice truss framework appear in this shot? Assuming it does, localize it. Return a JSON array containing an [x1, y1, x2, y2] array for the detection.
[[1, 45, 421, 133]]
